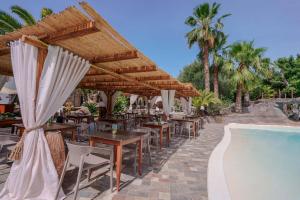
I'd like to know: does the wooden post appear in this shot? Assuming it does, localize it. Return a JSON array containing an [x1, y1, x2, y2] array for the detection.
[[105, 90, 116, 115], [146, 95, 152, 115]]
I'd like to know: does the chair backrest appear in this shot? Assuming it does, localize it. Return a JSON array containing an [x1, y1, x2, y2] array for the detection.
[[0, 135, 19, 145], [96, 121, 112, 131], [131, 128, 151, 140], [66, 142, 113, 167]]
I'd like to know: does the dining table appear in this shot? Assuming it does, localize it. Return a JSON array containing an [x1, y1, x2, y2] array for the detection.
[[89, 130, 146, 191], [0, 118, 22, 133], [142, 121, 170, 150], [12, 123, 78, 141]]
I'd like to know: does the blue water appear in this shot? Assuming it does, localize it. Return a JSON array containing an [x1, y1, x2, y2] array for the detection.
[[224, 127, 300, 200]]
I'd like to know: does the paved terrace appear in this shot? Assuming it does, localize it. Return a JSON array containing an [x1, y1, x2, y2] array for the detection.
[[0, 102, 298, 200]]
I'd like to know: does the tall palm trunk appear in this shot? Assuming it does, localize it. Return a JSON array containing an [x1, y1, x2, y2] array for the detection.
[[213, 63, 219, 98], [244, 91, 250, 107], [203, 44, 210, 92], [235, 83, 242, 113]]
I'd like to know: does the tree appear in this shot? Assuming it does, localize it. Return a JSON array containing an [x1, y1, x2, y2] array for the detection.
[[275, 55, 300, 97], [185, 2, 230, 92], [178, 60, 204, 90], [41, 8, 53, 19], [212, 31, 227, 98], [192, 90, 221, 110], [226, 41, 266, 112], [0, 5, 53, 34]]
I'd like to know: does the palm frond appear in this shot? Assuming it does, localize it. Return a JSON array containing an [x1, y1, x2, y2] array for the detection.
[[0, 10, 22, 30], [41, 8, 53, 19], [185, 16, 197, 26], [11, 5, 36, 26]]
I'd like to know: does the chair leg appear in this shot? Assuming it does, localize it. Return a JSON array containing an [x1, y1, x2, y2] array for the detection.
[[133, 145, 137, 176], [147, 138, 152, 166], [87, 169, 92, 182], [73, 158, 84, 200], [55, 155, 69, 200], [110, 153, 114, 192]]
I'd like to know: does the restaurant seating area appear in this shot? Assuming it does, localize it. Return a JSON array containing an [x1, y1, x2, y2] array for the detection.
[[0, 103, 204, 198]]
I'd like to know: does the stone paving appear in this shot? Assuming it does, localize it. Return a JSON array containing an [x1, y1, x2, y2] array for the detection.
[[0, 102, 298, 200]]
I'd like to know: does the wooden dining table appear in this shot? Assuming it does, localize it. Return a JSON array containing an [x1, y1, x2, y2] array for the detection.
[[0, 118, 22, 133], [12, 123, 78, 140], [89, 130, 146, 191], [142, 122, 170, 149]]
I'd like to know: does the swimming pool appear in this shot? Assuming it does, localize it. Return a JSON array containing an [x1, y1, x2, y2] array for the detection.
[[208, 124, 300, 200]]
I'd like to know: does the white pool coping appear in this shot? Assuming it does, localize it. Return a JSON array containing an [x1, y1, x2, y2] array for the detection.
[[207, 123, 300, 200]]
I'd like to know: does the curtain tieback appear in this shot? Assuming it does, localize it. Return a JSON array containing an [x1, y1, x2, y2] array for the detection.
[[9, 125, 44, 161]]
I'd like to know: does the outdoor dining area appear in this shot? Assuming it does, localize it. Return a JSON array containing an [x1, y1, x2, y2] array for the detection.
[[0, 2, 201, 200]]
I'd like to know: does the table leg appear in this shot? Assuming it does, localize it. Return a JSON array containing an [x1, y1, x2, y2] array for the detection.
[[115, 144, 122, 191], [159, 127, 163, 150], [137, 139, 142, 176], [72, 130, 76, 141], [167, 127, 170, 147], [19, 128, 25, 137], [11, 126, 15, 134], [193, 122, 196, 139], [89, 138, 95, 147]]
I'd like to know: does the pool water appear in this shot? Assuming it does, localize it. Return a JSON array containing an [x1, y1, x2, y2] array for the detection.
[[224, 127, 300, 200]]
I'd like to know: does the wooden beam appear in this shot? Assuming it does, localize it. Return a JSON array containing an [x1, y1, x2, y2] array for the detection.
[[81, 75, 171, 83], [41, 21, 99, 43], [91, 50, 138, 63], [17, 36, 192, 97], [85, 65, 156, 76], [0, 21, 99, 56], [21, 35, 48, 50], [0, 48, 10, 56]]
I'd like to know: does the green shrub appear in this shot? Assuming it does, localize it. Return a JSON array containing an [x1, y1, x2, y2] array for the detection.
[[82, 102, 97, 115], [113, 94, 129, 114]]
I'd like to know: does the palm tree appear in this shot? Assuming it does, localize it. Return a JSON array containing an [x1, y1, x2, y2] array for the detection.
[[212, 31, 227, 98], [0, 5, 53, 34], [192, 90, 221, 112], [226, 41, 266, 112], [185, 2, 230, 92]]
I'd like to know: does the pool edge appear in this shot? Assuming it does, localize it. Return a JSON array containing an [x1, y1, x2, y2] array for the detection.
[[207, 123, 300, 200]]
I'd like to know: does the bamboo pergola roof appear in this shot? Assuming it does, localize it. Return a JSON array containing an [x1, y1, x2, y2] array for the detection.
[[0, 2, 199, 97]]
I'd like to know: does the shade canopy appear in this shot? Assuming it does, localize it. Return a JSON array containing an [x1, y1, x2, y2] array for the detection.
[[0, 2, 199, 98]]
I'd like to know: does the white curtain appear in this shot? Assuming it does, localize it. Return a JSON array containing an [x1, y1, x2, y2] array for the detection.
[[0, 75, 8, 90], [129, 94, 138, 111], [188, 97, 192, 114], [161, 90, 169, 115], [161, 90, 176, 115], [0, 41, 90, 200], [111, 91, 121, 111], [99, 91, 107, 107], [169, 90, 175, 113], [180, 97, 188, 114], [150, 96, 158, 108]]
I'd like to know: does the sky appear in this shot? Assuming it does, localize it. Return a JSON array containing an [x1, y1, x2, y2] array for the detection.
[[1, 0, 300, 77]]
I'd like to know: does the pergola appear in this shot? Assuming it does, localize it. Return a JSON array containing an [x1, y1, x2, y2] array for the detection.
[[0, 2, 199, 107]]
